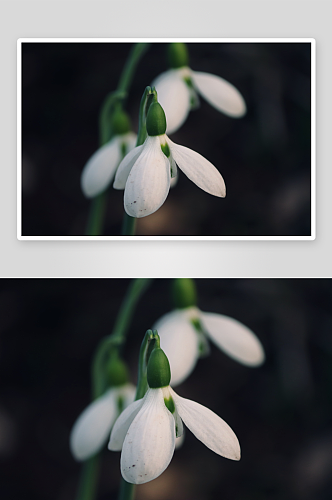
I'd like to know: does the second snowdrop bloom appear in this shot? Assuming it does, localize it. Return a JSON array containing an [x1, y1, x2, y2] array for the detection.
[[70, 383, 136, 461], [81, 109, 137, 198], [113, 101, 226, 218], [152, 43, 247, 134], [109, 347, 240, 484], [153, 306, 265, 386]]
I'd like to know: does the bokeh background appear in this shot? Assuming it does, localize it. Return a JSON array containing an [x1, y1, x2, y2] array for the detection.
[[0, 278, 331, 500], [21, 42, 312, 236]]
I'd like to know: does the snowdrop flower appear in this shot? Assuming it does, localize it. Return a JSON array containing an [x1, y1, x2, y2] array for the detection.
[[70, 353, 136, 461], [153, 279, 265, 386], [152, 43, 246, 134], [81, 109, 137, 198], [70, 383, 136, 461], [109, 347, 240, 484], [113, 100, 226, 218]]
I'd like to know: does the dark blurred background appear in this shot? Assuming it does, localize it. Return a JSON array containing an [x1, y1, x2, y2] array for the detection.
[[0, 278, 331, 500], [21, 42, 312, 236]]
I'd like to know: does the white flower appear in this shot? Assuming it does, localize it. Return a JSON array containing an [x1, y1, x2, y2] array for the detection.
[[70, 383, 135, 461], [153, 307, 265, 386], [113, 133, 226, 218], [108, 385, 240, 484], [81, 132, 137, 198], [152, 67, 246, 134]]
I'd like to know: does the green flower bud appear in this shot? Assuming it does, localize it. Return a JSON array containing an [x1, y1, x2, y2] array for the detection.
[[146, 102, 167, 136], [147, 347, 171, 388], [172, 278, 197, 309], [112, 109, 131, 135], [106, 356, 130, 387], [167, 43, 189, 69]]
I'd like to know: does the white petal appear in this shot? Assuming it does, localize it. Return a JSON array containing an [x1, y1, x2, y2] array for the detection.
[[108, 398, 144, 451], [121, 388, 176, 484], [81, 137, 121, 198], [70, 389, 118, 461], [170, 388, 240, 461], [124, 136, 171, 218], [113, 144, 144, 190], [153, 310, 200, 386], [200, 312, 265, 366], [152, 70, 191, 134], [191, 71, 246, 117], [167, 138, 226, 197]]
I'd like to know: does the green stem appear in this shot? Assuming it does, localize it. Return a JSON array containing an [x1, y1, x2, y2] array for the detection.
[[76, 279, 152, 500], [91, 278, 152, 399], [117, 43, 150, 93], [85, 191, 108, 236], [85, 43, 150, 236], [136, 86, 157, 146], [135, 330, 160, 401], [99, 90, 127, 146], [118, 480, 136, 500], [121, 214, 136, 236], [75, 455, 100, 500], [112, 279, 152, 343]]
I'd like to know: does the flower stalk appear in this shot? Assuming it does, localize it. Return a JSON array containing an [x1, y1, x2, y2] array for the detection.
[[85, 43, 150, 236], [75, 455, 100, 500], [75, 278, 152, 500]]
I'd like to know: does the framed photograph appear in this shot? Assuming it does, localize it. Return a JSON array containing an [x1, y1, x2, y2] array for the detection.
[[18, 38, 315, 240]]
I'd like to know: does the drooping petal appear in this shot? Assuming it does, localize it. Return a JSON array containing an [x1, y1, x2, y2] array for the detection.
[[170, 387, 241, 461], [81, 137, 122, 198], [70, 389, 118, 461], [120, 388, 176, 484], [167, 138, 226, 197], [153, 309, 200, 386], [191, 71, 246, 117], [108, 397, 145, 451], [152, 70, 191, 134], [200, 312, 265, 366], [124, 136, 171, 218], [113, 144, 144, 190]]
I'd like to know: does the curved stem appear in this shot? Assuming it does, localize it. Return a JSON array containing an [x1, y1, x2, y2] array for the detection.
[[99, 90, 127, 146], [75, 279, 152, 500], [91, 278, 152, 399], [135, 330, 160, 401], [85, 43, 150, 236], [117, 43, 150, 93]]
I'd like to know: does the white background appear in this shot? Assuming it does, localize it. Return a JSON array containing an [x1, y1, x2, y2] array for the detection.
[[1, 0, 330, 277]]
